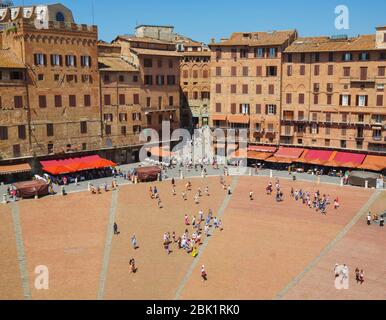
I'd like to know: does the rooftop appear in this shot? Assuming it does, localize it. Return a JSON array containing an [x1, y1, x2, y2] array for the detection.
[[98, 56, 138, 72], [210, 30, 297, 47], [285, 34, 379, 53], [114, 35, 175, 45], [130, 47, 182, 57]]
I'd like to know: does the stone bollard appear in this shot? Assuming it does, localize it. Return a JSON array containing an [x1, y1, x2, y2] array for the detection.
[[270, 170, 273, 178], [61, 186, 66, 196], [3, 194, 8, 204], [180, 171, 184, 180], [340, 178, 344, 187], [249, 168, 252, 176], [317, 176, 321, 185], [87, 182, 91, 192], [365, 180, 369, 189]]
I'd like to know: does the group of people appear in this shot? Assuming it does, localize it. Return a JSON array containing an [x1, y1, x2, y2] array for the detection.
[[290, 187, 338, 214], [149, 185, 163, 209], [265, 179, 284, 202], [367, 212, 385, 227]]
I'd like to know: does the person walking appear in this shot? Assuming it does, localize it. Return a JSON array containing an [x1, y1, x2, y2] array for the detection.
[[201, 265, 207, 281], [380, 216, 384, 227], [249, 190, 254, 201], [131, 235, 138, 250], [113, 222, 120, 235], [367, 213, 372, 226]]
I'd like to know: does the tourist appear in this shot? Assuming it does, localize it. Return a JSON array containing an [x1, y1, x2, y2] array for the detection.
[[149, 187, 153, 199], [158, 198, 163, 209], [249, 190, 254, 201], [213, 217, 219, 229], [205, 186, 210, 196], [201, 265, 208, 281], [218, 219, 223, 231], [184, 214, 190, 226], [367, 213, 372, 226], [113, 222, 120, 235], [172, 186, 177, 196], [192, 216, 196, 227], [380, 216, 384, 227], [129, 258, 137, 274], [266, 183, 273, 195], [204, 224, 210, 237], [227, 185, 232, 195], [194, 194, 200, 204], [131, 235, 138, 250], [172, 177, 175, 186], [359, 270, 365, 284], [334, 198, 340, 210], [198, 187, 202, 197], [199, 210, 204, 222]]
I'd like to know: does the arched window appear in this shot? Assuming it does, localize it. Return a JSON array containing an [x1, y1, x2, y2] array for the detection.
[[55, 12, 65, 22]]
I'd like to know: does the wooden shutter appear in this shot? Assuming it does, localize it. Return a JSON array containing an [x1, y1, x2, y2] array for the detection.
[[255, 104, 261, 114], [256, 66, 262, 77], [231, 103, 236, 114], [256, 85, 262, 94], [377, 95, 384, 106]]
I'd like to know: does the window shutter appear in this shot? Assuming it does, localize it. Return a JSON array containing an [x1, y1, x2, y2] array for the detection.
[[377, 95, 384, 106], [255, 104, 261, 114], [348, 95, 351, 106], [365, 96, 368, 106], [265, 105, 268, 115], [231, 103, 236, 114], [34, 54, 38, 65], [256, 85, 261, 94], [50, 55, 54, 66], [256, 66, 262, 77], [339, 95, 343, 106], [356, 95, 359, 106]]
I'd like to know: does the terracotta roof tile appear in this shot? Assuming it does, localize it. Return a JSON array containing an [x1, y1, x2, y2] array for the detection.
[[285, 35, 379, 53], [130, 47, 182, 57], [98, 56, 139, 72], [210, 30, 297, 47]]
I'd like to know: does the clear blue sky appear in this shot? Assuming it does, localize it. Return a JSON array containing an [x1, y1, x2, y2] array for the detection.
[[13, 0, 386, 43]]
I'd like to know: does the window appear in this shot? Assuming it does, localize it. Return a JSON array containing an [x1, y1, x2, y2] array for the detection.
[[133, 94, 139, 104], [340, 94, 351, 106], [80, 121, 87, 134], [69, 95, 76, 107], [327, 95, 333, 105], [193, 70, 198, 78], [313, 83, 320, 93], [341, 140, 347, 149], [314, 53, 320, 62], [81, 75, 92, 83], [360, 67, 368, 80], [286, 93, 292, 104], [240, 104, 250, 115], [287, 54, 292, 63], [377, 95, 384, 107], [65, 55, 76, 67], [266, 105, 276, 115], [18, 125, 26, 140], [313, 94, 319, 105], [56, 11, 65, 22], [146, 97, 151, 107], [10, 71, 23, 80], [157, 59, 163, 68], [119, 94, 125, 105], [240, 48, 249, 59], [342, 53, 353, 61], [287, 65, 292, 76], [359, 52, 370, 61], [121, 126, 127, 136], [66, 74, 77, 83], [266, 66, 277, 76], [328, 65, 334, 76], [255, 48, 264, 58], [132, 112, 141, 121], [255, 104, 261, 114], [84, 95, 91, 107], [326, 112, 332, 122], [47, 143, 54, 154], [133, 75, 138, 82], [325, 125, 331, 135], [357, 95, 368, 107], [13, 145, 21, 158], [34, 53, 46, 66], [215, 103, 221, 112], [215, 66, 222, 77], [300, 53, 305, 63], [47, 123, 54, 137], [183, 70, 188, 78], [256, 85, 262, 94], [168, 60, 173, 68], [0, 126, 8, 140], [327, 83, 333, 92], [215, 49, 222, 60], [169, 96, 174, 106], [343, 67, 351, 77], [14, 96, 23, 108], [299, 93, 305, 104], [268, 84, 274, 95], [37, 74, 44, 81], [256, 66, 262, 77], [119, 75, 124, 82], [144, 75, 153, 85], [269, 48, 277, 58], [133, 125, 142, 134], [105, 125, 111, 135], [104, 94, 111, 106], [104, 113, 113, 122], [378, 66, 386, 77], [300, 65, 305, 76], [240, 84, 248, 94], [55, 95, 62, 108], [242, 66, 249, 77], [230, 84, 236, 94], [311, 123, 318, 134], [231, 48, 237, 60], [167, 75, 176, 85], [119, 113, 127, 122], [103, 75, 110, 83], [51, 54, 63, 67], [39, 95, 47, 108], [328, 52, 334, 62], [231, 103, 236, 114], [144, 58, 153, 68], [80, 55, 91, 67], [314, 65, 320, 76], [216, 84, 221, 93], [342, 113, 348, 123], [156, 75, 165, 85], [202, 70, 209, 78]]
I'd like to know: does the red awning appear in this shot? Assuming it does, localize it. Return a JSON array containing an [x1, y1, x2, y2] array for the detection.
[[41, 155, 116, 175], [304, 150, 334, 161], [248, 145, 277, 153], [274, 147, 305, 159], [333, 152, 366, 165]]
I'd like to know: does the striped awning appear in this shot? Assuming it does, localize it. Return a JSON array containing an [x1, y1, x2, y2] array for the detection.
[[0, 163, 32, 175]]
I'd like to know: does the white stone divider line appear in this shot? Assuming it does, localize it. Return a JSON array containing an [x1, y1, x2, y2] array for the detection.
[[173, 176, 240, 300], [97, 188, 119, 300], [11, 202, 32, 300], [275, 190, 382, 300]]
